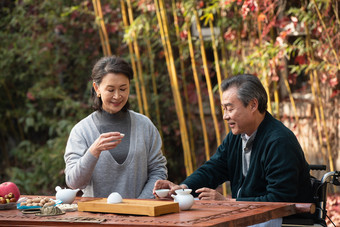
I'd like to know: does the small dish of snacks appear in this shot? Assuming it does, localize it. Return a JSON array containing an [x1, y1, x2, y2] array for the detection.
[[56, 203, 78, 212], [17, 197, 60, 210]]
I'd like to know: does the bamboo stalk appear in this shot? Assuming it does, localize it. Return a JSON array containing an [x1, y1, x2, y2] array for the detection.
[[95, 0, 111, 56], [120, 0, 144, 114], [193, 9, 222, 146], [314, 72, 334, 172], [331, 0, 340, 26], [159, 0, 193, 175], [282, 75, 308, 155], [145, 33, 164, 153], [270, 1, 280, 119], [256, 15, 272, 114], [154, 0, 178, 163], [218, 9, 230, 139], [92, 0, 105, 55], [273, 81, 280, 119], [270, 57, 280, 119], [270, 35, 306, 153], [305, 25, 328, 163], [218, 8, 228, 81], [208, 18, 228, 197], [92, 0, 111, 56], [187, 25, 210, 161], [92, 0, 106, 55], [154, 0, 193, 176], [311, 0, 340, 68], [314, 103, 326, 160], [257, 52, 276, 122], [310, 0, 336, 171], [216, 7, 230, 197], [172, 0, 196, 168], [208, 19, 229, 134], [126, 0, 150, 118]]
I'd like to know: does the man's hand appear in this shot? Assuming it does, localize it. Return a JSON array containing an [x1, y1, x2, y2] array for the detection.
[[153, 180, 187, 198], [195, 187, 227, 200]]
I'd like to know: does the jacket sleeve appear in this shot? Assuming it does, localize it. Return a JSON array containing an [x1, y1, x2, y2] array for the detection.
[[181, 138, 230, 196]]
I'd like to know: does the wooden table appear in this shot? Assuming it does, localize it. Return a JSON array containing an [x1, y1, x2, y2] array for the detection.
[[0, 196, 314, 226]]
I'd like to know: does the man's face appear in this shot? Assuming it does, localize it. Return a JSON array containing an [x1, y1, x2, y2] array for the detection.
[[221, 86, 255, 136]]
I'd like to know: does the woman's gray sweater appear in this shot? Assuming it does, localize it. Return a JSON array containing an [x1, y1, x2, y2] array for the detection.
[[64, 110, 167, 199]]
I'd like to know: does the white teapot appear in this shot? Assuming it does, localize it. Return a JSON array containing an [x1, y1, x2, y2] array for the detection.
[[55, 186, 80, 204], [171, 189, 194, 210]]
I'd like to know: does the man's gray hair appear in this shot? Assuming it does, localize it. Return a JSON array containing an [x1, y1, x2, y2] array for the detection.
[[220, 74, 268, 113]]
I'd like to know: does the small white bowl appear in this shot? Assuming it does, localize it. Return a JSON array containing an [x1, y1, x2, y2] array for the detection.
[[155, 189, 170, 198]]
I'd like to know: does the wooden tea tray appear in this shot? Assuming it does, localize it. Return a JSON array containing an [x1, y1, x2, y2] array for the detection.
[[78, 198, 179, 216]]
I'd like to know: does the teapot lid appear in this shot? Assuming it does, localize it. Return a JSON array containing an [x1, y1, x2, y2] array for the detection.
[[175, 189, 192, 195]]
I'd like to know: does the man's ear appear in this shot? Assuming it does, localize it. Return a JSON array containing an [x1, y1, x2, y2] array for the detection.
[[251, 99, 258, 111]]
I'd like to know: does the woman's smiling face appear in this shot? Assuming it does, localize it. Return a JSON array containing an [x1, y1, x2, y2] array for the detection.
[[93, 73, 130, 114]]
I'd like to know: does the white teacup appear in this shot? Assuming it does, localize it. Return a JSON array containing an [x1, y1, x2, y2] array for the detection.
[[155, 189, 170, 198]]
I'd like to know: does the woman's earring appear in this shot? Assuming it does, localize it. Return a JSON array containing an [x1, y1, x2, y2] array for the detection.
[[97, 94, 101, 98]]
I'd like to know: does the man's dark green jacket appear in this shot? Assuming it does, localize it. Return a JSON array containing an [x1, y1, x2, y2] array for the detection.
[[182, 112, 313, 203]]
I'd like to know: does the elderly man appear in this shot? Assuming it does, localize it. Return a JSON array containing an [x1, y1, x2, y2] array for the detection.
[[153, 74, 313, 226]]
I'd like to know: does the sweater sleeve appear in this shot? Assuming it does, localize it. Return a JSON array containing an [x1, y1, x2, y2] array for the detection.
[[137, 121, 167, 199], [64, 120, 99, 190]]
